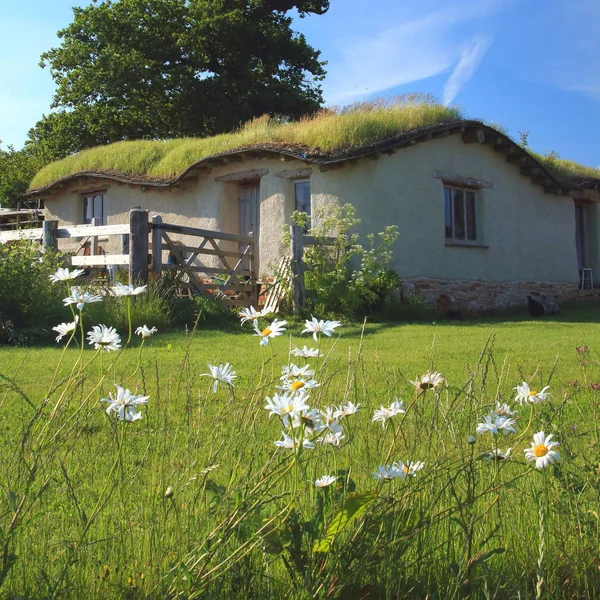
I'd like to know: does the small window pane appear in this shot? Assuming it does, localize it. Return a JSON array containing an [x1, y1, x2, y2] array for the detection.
[[294, 181, 311, 216], [93, 195, 103, 224], [84, 197, 93, 224], [444, 188, 452, 238], [465, 191, 476, 241], [452, 189, 465, 240]]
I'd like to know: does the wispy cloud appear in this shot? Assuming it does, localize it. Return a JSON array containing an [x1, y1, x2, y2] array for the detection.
[[442, 35, 492, 105]]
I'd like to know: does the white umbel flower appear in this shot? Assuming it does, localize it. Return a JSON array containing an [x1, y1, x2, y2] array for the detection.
[[410, 372, 445, 391], [87, 324, 121, 352], [372, 399, 406, 429], [112, 283, 147, 296], [49, 267, 85, 283], [253, 319, 287, 346], [302, 316, 342, 343], [514, 382, 551, 405], [274, 432, 315, 450], [333, 401, 360, 419], [102, 385, 149, 421], [135, 325, 157, 338], [291, 345, 321, 358], [476, 413, 517, 436], [201, 362, 237, 393], [314, 475, 337, 488], [52, 315, 79, 342], [264, 392, 310, 427], [63, 287, 103, 311], [524, 432, 560, 469]]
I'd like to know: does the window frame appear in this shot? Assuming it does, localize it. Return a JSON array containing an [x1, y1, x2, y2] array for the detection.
[[82, 193, 106, 226], [293, 178, 311, 231], [444, 185, 478, 244]]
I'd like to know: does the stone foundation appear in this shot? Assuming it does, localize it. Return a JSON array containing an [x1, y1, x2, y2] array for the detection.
[[402, 278, 600, 314]]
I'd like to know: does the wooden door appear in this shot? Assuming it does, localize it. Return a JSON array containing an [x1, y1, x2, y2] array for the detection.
[[239, 184, 259, 270]]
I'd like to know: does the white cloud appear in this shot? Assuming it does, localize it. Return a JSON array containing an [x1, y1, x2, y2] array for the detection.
[[442, 35, 492, 105]]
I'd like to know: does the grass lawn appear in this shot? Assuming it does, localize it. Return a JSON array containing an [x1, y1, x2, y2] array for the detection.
[[1, 308, 599, 598]]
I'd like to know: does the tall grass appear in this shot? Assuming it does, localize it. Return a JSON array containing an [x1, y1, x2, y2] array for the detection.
[[533, 151, 600, 181], [29, 95, 462, 189]]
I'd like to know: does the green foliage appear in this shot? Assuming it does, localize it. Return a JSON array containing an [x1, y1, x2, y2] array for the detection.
[[0, 241, 64, 334], [0, 143, 43, 207], [28, 0, 329, 162], [29, 95, 464, 189], [301, 203, 401, 318], [533, 149, 600, 181]]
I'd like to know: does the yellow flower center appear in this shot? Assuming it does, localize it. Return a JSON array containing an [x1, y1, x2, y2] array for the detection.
[[291, 381, 305, 391], [403, 466, 410, 473], [533, 444, 548, 457], [285, 405, 294, 413], [528, 390, 537, 396], [262, 328, 272, 336]]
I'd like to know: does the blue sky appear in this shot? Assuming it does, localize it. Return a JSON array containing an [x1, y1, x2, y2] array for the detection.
[[1, 0, 599, 168]]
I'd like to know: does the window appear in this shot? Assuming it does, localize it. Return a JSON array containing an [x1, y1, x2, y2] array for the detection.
[[83, 194, 106, 225], [294, 179, 311, 231], [444, 186, 477, 242]]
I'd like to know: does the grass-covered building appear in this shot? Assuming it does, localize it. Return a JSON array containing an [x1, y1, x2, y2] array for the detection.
[[25, 97, 600, 311]]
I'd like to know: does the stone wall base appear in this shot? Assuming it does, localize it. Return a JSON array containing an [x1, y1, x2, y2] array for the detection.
[[402, 278, 600, 314]]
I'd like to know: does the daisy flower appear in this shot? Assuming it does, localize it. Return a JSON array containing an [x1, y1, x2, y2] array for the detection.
[[372, 399, 406, 429], [135, 325, 157, 338], [302, 316, 342, 343], [494, 402, 517, 418], [253, 319, 287, 346], [201, 363, 237, 393], [320, 407, 344, 435], [264, 392, 310, 427], [291, 345, 321, 358], [333, 401, 360, 419], [514, 382, 551, 405], [87, 325, 121, 352], [316, 430, 345, 446], [410, 372, 445, 391], [476, 413, 517, 436], [49, 267, 85, 283], [373, 464, 403, 480], [112, 283, 147, 296], [52, 316, 79, 342], [524, 431, 560, 469], [274, 432, 315, 450], [393, 460, 425, 478], [292, 408, 324, 433], [102, 385, 149, 421], [279, 377, 320, 394], [314, 475, 337, 488], [239, 306, 263, 325], [281, 363, 314, 379], [63, 288, 103, 311], [483, 448, 512, 462]]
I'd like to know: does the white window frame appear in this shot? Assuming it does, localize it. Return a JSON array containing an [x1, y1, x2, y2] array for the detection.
[[444, 185, 478, 243], [82, 194, 106, 226], [293, 179, 311, 215]]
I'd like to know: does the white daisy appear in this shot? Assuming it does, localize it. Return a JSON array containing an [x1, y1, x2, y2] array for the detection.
[[63, 288, 103, 311], [494, 402, 517, 418], [112, 283, 147, 296], [52, 315, 79, 342], [483, 448, 512, 461], [410, 372, 445, 391], [373, 464, 404, 480], [514, 382, 551, 405], [264, 392, 310, 427], [201, 363, 237, 393], [239, 306, 263, 325], [281, 363, 314, 380], [320, 407, 344, 435], [302, 316, 342, 343], [476, 413, 517, 436], [49, 267, 86, 283], [274, 432, 315, 450], [253, 319, 287, 346], [372, 399, 406, 429], [524, 431, 560, 469], [291, 345, 321, 358], [316, 430, 346, 446], [102, 385, 149, 421], [291, 408, 324, 433], [393, 460, 425, 478], [314, 475, 337, 488], [333, 401, 360, 419], [279, 377, 320, 394], [86, 324, 121, 352], [135, 325, 157, 338]]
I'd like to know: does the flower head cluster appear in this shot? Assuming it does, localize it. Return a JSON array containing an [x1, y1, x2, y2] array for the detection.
[[302, 316, 342, 343], [49, 267, 85, 283], [372, 399, 405, 429], [102, 385, 149, 421], [265, 392, 310, 427], [291, 345, 320, 358], [476, 412, 517, 436], [87, 324, 121, 352], [201, 363, 237, 393], [514, 382, 551, 405], [524, 431, 560, 469]]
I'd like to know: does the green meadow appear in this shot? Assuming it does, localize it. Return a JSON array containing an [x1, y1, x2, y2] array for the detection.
[[1, 310, 599, 599]]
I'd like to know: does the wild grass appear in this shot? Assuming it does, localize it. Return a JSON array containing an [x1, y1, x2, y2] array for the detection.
[[533, 151, 600, 182], [29, 95, 463, 189], [1, 307, 600, 598]]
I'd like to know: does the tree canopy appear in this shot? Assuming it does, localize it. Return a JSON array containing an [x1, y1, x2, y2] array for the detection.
[[27, 0, 329, 161]]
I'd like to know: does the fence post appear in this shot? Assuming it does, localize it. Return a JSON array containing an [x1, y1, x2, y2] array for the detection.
[[90, 217, 99, 256], [250, 230, 259, 307], [290, 224, 305, 315], [151, 214, 163, 277], [42, 220, 58, 252], [129, 208, 149, 285]]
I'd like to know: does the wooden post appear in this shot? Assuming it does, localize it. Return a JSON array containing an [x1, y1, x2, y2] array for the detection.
[[151, 214, 163, 277], [42, 220, 58, 252], [249, 230, 259, 307], [90, 217, 99, 256], [129, 208, 149, 285], [290, 224, 305, 315]]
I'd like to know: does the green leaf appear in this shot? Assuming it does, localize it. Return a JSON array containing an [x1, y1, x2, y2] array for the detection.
[[312, 490, 377, 554]]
